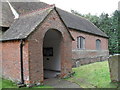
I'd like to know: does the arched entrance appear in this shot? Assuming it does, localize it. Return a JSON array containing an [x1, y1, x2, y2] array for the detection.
[[43, 29, 62, 79]]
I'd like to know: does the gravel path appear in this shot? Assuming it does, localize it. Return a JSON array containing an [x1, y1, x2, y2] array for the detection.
[[44, 78, 81, 88]]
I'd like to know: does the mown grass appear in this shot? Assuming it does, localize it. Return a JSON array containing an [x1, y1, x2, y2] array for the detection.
[[0, 78, 53, 89], [1, 61, 120, 89], [66, 61, 120, 88], [1, 78, 17, 88]]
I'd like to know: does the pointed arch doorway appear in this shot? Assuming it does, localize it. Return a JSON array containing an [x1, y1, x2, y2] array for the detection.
[[43, 29, 63, 79]]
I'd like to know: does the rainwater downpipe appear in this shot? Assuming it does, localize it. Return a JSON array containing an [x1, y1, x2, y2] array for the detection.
[[20, 39, 24, 84]]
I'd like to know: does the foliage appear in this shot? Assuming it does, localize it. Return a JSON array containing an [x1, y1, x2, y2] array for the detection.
[[71, 10, 120, 54], [66, 61, 120, 88]]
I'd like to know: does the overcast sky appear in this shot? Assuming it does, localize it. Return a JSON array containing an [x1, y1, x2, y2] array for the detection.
[[40, 0, 120, 16]]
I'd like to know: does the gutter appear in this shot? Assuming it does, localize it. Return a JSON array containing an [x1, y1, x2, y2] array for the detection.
[[68, 27, 109, 39], [20, 39, 24, 85]]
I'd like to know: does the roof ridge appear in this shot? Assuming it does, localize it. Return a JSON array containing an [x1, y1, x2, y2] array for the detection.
[[19, 4, 55, 17]]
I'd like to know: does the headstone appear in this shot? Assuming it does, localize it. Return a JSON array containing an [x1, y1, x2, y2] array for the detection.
[[108, 54, 120, 82], [76, 61, 81, 67]]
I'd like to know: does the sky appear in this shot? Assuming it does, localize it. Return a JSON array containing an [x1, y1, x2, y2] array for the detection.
[[40, 0, 120, 16]]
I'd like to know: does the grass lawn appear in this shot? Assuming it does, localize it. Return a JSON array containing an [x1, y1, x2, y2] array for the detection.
[[66, 61, 120, 88], [0, 61, 120, 89], [1, 78, 17, 88], [0, 78, 53, 89]]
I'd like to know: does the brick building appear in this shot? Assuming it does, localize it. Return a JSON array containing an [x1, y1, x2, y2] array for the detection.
[[0, 1, 109, 85]]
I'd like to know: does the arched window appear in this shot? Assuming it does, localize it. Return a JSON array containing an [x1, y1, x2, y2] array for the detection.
[[96, 39, 101, 50], [77, 36, 85, 49]]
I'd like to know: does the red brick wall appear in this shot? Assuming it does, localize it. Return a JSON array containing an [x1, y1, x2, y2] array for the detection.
[[2, 41, 21, 81], [69, 29, 109, 66], [22, 41, 29, 83], [27, 10, 72, 84], [0, 42, 2, 75], [70, 29, 108, 50], [1, 40, 29, 82]]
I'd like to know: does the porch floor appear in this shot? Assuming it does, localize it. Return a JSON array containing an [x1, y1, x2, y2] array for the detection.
[[44, 70, 60, 79]]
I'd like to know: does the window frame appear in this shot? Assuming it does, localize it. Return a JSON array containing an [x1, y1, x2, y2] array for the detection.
[[77, 36, 85, 49], [96, 39, 101, 50]]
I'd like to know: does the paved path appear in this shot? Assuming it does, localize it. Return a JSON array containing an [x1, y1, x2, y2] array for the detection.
[[44, 78, 81, 88]]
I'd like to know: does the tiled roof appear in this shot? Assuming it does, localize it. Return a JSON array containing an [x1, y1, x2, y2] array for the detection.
[[0, 1, 108, 41], [56, 8, 108, 38], [1, 6, 54, 41]]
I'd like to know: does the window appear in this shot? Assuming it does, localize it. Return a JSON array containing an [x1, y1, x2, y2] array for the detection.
[[96, 39, 101, 50], [77, 36, 85, 49]]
